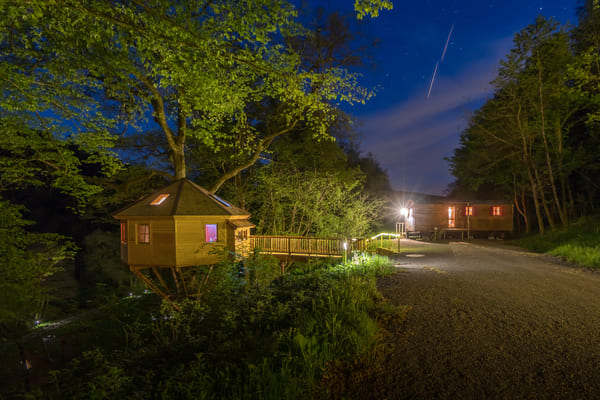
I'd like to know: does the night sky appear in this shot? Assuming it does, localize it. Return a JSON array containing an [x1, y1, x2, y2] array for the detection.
[[304, 0, 577, 195]]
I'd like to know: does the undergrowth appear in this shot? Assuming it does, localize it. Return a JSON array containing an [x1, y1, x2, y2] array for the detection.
[[27, 252, 403, 399], [515, 216, 600, 268]]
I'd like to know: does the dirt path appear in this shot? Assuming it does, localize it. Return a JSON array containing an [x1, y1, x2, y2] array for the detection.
[[366, 240, 600, 399]]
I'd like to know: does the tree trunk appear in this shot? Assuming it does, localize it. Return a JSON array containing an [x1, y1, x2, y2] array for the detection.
[[526, 166, 545, 235], [532, 164, 555, 230], [537, 64, 567, 227], [172, 145, 186, 179], [513, 174, 529, 233]]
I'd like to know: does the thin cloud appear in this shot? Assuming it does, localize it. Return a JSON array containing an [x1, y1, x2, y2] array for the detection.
[[358, 37, 513, 195]]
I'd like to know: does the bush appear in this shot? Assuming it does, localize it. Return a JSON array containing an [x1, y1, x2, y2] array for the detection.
[[40, 253, 401, 399]]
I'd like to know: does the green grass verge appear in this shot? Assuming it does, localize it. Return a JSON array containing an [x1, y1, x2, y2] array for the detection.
[[514, 216, 600, 268]]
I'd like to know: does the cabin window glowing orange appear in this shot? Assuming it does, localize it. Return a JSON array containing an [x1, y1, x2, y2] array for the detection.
[[120, 222, 127, 244], [205, 224, 218, 243], [137, 224, 150, 244], [448, 206, 456, 228], [448, 207, 456, 219], [150, 194, 169, 205], [492, 206, 502, 216], [465, 207, 473, 216]]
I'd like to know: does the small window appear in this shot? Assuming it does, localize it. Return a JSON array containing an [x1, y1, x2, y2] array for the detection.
[[120, 222, 127, 244], [492, 206, 502, 216], [448, 206, 456, 228], [137, 224, 150, 244], [151, 194, 170, 205], [465, 207, 473, 216], [448, 207, 456, 219], [205, 224, 218, 243]]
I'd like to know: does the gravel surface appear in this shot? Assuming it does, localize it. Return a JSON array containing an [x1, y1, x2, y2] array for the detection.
[[365, 240, 600, 399]]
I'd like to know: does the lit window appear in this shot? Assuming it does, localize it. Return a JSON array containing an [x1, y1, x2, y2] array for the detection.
[[492, 206, 502, 216], [465, 207, 473, 216], [137, 224, 150, 244], [150, 194, 170, 205], [205, 224, 218, 243], [120, 222, 127, 244], [448, 207, 456, 219], [448, 206, 456, 228]]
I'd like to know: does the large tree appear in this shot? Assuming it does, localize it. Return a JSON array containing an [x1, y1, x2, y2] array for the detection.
[[3, 1, 372, 194]]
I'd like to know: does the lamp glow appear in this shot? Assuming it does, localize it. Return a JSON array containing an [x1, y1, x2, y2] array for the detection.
[[400, 207, 409, 217]]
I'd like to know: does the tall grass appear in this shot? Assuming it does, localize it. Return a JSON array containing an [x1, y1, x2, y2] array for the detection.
[[41, 252, 403, 400], [515, 216, 600, 268], [549, 244, 600, 268]]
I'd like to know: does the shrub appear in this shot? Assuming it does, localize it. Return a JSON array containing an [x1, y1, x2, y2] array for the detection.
[[39, 253, 402, 399]]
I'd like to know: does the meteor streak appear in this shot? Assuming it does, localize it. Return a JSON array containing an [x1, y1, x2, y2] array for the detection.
[[427, 61, 439, 99], [427, 24, 454, 99], [441, 24, 454, 62]]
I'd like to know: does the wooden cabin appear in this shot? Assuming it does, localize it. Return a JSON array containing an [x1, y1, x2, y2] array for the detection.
[[113, 179, 255, 269], [403, 200, 513, 238]]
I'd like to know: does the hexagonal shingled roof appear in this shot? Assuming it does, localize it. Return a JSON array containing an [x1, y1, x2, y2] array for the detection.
[[113, 179, 249, 218]]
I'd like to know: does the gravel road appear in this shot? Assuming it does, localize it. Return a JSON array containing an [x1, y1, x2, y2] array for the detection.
[[357, 240, 600, 399]]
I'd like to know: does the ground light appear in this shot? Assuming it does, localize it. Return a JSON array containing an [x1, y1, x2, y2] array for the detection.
[[343, 241, 348, 263]]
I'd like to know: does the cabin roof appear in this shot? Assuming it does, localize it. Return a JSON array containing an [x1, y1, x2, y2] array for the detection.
[[424, 199, 513, 205], [113, 179, 249, 218], [228, 219, 256, 229]]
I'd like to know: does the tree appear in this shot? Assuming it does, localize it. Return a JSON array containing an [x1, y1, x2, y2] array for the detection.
[[354, 0, 393, 20], [0, 200, 75, 390], [3, 1, 372, 194], [251, 165, 382, 238], [448, 16, 598, 234]]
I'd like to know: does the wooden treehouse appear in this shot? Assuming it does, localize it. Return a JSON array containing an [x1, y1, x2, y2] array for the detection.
[[113, 179, 254, 298], [113, 179, 358, 299]]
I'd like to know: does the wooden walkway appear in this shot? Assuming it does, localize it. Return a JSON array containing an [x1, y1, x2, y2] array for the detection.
[[249, 235, 363, 258]]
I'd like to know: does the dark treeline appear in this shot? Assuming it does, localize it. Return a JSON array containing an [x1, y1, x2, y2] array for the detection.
[[448, 0, 600, 235]]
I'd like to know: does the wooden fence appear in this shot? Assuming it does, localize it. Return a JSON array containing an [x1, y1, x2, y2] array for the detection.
[[245, 234, 408, 259], [249, 235, 350, 257]]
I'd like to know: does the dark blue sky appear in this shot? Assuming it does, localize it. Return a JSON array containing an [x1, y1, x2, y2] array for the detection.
[[302, 0, 577, 195]]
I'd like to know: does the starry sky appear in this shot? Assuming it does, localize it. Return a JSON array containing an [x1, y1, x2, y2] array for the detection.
[[303, 0, 577, 195]]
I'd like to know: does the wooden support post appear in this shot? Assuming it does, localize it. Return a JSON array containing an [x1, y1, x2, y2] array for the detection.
[[151, 267, 169, 293], [177, 268, 188, 297], [131, 267, 170, 300], [171, 267, 181, 295]]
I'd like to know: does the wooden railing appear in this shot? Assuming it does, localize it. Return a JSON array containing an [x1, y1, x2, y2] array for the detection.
[[249, 235, 348, 257]]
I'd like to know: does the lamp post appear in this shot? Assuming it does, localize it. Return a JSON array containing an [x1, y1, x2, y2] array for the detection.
[[398, 207, 409, 253]]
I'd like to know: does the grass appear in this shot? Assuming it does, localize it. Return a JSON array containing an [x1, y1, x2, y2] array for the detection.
[[6, 252, 406, 400], [514, 216, 600, 268]]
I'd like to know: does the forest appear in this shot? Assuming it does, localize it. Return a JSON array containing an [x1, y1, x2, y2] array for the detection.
[[1, 0, 599, 398], [448, 1, 600, 235]]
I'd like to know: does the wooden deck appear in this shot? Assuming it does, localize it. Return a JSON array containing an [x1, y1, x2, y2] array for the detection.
[[249, 235, 353, 258]]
